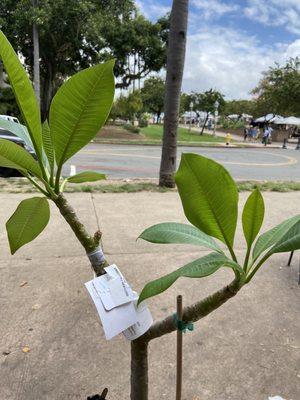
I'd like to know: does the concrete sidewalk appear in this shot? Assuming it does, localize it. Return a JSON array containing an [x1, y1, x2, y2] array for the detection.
[[0, 192, 299, 400]]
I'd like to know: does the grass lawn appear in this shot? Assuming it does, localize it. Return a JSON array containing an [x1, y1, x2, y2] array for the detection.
[[140, 124, 224, 143]]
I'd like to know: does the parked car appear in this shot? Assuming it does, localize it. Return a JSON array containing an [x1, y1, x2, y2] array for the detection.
[[0, 117, 36, 177], [0, 114, 20, 124]]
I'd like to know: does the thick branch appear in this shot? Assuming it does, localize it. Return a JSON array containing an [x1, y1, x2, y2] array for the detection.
[[141, 277, 243, 343], [131, 341, 148, 400], [54, 194, 108, 275]]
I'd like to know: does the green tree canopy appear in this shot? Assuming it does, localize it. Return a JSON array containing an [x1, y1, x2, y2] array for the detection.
[[0, 0, 168, 118], [181, 89, 225, 115], [252, 58, 300, 116], [111, 91, 143, 122], [223, 99, 256, 117], [141, 76, 165, 122]]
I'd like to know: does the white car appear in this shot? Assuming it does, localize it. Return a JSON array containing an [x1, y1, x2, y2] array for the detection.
[[0, 114, 20, 124]]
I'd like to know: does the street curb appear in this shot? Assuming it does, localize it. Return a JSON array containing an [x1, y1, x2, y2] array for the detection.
[[93, 139, 283, 149]]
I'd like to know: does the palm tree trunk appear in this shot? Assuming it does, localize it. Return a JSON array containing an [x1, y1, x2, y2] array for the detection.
[[159, 0, 189, 187], [32, 0, 41, 107]]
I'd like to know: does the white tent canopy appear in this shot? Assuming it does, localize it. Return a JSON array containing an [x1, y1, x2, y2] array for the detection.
[[279, 116, 300, 125], [255, 114, 284, 123]]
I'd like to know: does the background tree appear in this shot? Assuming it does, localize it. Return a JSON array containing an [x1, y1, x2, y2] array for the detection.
[[185, 89, 225, 134], [252, 58, 300, 116], [159, 0, 189, 188], [141, 76, 165, 123], [0, 0, 168, 119], [111, 92, 143, 123], [224, 99, 256, 117], [0, 87, 20, 117]]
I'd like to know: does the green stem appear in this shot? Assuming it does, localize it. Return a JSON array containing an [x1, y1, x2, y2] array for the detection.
[[24, 173, 50, 198], [243, 247, 251, 272], [228, 244, 237, 263], [55, 164, 63, 194], [245, 253, 270, 283]]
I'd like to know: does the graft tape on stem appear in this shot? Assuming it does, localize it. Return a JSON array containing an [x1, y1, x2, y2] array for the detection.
[[87, 247, 105, 266], [173, 313, 194, 333]]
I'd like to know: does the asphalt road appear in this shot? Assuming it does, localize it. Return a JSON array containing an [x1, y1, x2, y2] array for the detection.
[[63, 143, 300, 181]]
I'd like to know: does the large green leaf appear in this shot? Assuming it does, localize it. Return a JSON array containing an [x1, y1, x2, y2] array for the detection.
[[139, 222, 222, 253], [0, 118, 33, 149], [267, 220, 300, 255], [6, 197, 50, 254], [0, 138, 42, 178], [175, 153, 238, 247], [67, 171, 106, 183], [242, 189, 265, 249], [252, 214, 300, 260], [0, 31, 42, 158], [138, 252, 233, 304], [42, 121, 55, 174], [50, 60, 115, 170]]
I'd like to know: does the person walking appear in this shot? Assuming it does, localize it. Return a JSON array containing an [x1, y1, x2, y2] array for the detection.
[[262, 126, 269, 146], [244, 126, 249, 141]]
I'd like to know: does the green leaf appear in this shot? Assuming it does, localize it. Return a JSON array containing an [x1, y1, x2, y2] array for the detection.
[[267, 220, 300, 255], [50, 60, 115, 171], [0, 31, 42, 158], [42, 120, 55, 174], [175, 153, 238, 247], [6, 197, 50, 254], [242, 189, 265, 249], [252, 214, 300, 260], [0, 138, 42, 178], [0, 118, 33, 149], [138, 252, 232, 304], [67, 171, 106, 183], [139, 222, 222, 253]]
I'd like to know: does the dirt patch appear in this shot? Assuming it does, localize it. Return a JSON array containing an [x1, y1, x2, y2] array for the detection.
[[97, 125, 145, 140]]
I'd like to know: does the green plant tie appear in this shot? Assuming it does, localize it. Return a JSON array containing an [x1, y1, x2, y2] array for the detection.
[[173, 313, 194, 333]]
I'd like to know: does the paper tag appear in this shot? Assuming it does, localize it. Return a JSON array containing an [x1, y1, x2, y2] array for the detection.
[[123, 295, 153, 341], [85, 265, 152, 341]]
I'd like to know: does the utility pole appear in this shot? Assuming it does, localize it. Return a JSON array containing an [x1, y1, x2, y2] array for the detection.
[[32, 0, 41, 106]]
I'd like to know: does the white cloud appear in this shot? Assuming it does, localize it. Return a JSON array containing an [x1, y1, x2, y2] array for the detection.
[[136, 0, 170, 20], [192, 0, 239, 20], [182, 26, 298, 99], [244, 0, 300, 34]]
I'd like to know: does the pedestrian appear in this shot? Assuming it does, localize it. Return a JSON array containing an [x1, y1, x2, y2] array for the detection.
[[244, 126, 248, 141], [262, 126, 269, 146]]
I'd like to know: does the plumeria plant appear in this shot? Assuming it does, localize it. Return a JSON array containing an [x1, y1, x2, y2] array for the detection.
[[1, 31, 300, 400]]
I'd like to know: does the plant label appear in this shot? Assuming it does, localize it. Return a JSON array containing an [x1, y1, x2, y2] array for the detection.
[[123, 296, 153, 341], [85, 265, 137, 340]]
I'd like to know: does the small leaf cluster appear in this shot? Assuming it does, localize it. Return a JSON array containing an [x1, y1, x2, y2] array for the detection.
[[0, 31, 114, 254], [138, 153, 300, 303]]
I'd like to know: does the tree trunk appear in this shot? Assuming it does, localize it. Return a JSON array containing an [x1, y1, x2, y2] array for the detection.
[[159, 0, 189, 187], [41, 63, 54, 121], [200, 113, 209, 135], [32, 0, 41, 106]]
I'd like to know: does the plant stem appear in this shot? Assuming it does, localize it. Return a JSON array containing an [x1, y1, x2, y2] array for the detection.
[[53, 194, 108, 275], [246, 253, 270, 283], [176, 295, 183, 400], [24, 173, 50, 197], [131, 340, 149, 400], [243, 246, 251, 272], [130, 277, 243, 400]]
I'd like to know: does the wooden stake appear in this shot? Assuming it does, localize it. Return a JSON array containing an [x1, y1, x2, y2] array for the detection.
[[176, 295, 183, 400]]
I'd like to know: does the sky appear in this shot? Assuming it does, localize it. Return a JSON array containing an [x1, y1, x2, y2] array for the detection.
[[136, 0, 300, 100]]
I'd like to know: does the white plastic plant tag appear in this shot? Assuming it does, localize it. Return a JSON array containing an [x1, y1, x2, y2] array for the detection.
[[104, 265, 135, 308], [85, 279, 137, 340], [268, 397, 286, 400], [85, 264, 138, 340], [123, 294, 153, 341]]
